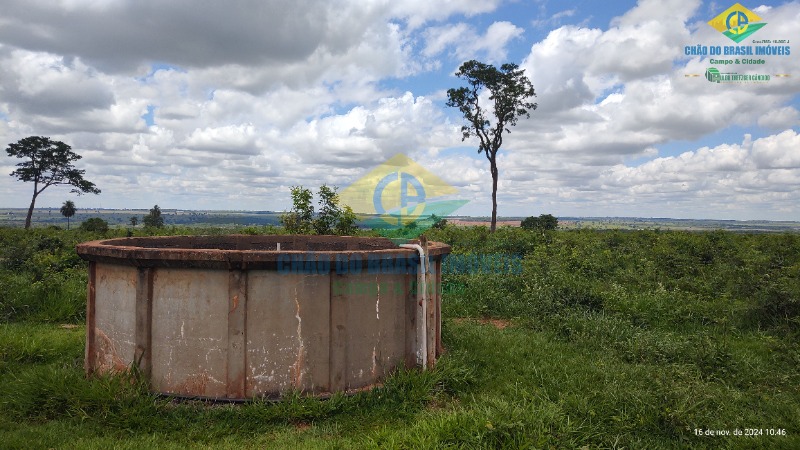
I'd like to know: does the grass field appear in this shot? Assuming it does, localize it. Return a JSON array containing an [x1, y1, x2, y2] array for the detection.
[[1, 226, 798, 448]]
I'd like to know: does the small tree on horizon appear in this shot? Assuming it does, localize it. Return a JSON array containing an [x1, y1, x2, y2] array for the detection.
[[5, 136, 100, 229], [143, 205, 164, 228], [430, 214, 448, 229], [521, 214, 558, 231], [60, 200, 76, 230], [446, 60, 536, 232], [129, 216, 138, 227]]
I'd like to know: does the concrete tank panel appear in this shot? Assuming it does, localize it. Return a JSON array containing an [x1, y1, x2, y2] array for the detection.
[[76, 235, 449, 400]]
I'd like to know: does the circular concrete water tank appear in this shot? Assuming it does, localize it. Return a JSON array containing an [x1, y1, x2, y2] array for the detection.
[[76, 235, 449, 400]]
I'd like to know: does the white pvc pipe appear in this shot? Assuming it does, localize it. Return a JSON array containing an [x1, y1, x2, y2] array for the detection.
[[400, 243, 427, 369]]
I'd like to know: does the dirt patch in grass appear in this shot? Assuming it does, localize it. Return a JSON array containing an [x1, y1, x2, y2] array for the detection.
[[453, 318, 512, 329], [294, 422, 312, 432]]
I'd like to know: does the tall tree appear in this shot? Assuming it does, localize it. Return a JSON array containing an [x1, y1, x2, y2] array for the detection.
[[60, 200, 76, 230], [446, 60, 536, 232], [143, 205, 164, 228], [5, 136, 100, 229]]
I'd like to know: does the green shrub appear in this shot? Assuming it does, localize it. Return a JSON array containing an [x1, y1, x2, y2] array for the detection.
[[79, 217, 109, 232], [521, 214, 558, 231]]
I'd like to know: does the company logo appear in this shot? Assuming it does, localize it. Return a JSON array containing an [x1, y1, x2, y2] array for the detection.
[[339, 154, 467, 232], [704, 67, 771, 83], [705, 67, 721, 82], [708, 3, 766, 43]]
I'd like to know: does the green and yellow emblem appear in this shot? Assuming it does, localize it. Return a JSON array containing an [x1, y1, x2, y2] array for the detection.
[[339, 154, 467, 231], [708, 3, 766, 43]]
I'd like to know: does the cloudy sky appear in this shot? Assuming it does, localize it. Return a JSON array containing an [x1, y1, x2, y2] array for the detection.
[[1, 0, 798, 220]]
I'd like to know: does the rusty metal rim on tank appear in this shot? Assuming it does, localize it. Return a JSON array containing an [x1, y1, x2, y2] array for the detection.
[[76, 235, 451, 270]]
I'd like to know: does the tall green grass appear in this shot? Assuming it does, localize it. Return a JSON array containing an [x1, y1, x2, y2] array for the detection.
[[0, 225, 798, 448]]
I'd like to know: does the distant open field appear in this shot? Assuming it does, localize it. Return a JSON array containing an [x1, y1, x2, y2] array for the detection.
[[3, 208, 800, 232], [448, 215, 800, 232], [0, 208, 284, 229]]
